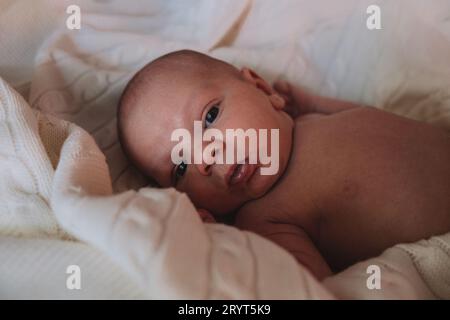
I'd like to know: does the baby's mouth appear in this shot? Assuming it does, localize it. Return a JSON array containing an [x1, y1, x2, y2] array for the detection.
[[225, 162, 258, 187]]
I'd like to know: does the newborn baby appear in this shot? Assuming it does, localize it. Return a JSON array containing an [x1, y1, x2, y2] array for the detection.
[[117, 50, 450, 279]]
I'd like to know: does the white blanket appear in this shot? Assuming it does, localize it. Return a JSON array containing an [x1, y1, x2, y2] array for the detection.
[[1, 0, 450, 299]]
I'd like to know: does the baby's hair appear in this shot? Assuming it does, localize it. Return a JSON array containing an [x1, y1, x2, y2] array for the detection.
[[117, 49, 240, 182]]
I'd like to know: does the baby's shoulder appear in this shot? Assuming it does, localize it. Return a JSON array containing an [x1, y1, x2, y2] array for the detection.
[[234, 192, 313, 233], [294, 113, 326, 124], [294, 106, 374, 124], [234, 198, 281, 230], [234, 198, 321, 244]]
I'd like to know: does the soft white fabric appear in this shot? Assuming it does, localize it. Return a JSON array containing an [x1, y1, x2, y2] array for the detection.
[[0, 236, 146, 299], [0, 0, 69, 98], [1, 0, 450, 299], [324, 233, 450, 300]]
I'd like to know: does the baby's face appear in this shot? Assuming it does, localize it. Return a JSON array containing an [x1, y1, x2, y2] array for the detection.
[[130, 68, 293, 215]]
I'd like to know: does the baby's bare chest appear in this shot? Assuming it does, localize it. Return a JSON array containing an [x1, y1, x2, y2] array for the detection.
[[252, 109, 450, 269]]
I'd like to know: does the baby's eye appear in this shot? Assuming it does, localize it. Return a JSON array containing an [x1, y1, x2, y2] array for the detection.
[[175, 161, 187, 181], [205, 105, 219, 128]]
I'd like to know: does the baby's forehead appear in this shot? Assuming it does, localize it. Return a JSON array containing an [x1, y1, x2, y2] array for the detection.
[[138, 68, 227, 116], [130, 80, 207, 184]]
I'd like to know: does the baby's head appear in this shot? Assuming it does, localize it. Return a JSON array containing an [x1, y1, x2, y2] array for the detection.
[[117, 50, 293, 216]]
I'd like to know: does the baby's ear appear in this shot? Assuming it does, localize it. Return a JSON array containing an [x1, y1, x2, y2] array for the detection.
[[240, 67, 273, 95], [240, 67, 285, 110]]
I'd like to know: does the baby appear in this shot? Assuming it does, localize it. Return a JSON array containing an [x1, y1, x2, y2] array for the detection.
[[117, 50, 450, 279]]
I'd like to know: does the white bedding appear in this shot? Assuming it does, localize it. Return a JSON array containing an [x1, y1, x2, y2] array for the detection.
[[1, 0, 450, 299]]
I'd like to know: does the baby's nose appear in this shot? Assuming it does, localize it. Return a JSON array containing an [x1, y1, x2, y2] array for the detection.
[[195, 162, 212, 176], [194, 136, 226, 176], [195, 143, 222, 176]]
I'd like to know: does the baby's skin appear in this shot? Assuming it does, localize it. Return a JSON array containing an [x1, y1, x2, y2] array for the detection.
[[236, 82, 450, 279], [118, 51, 450, 279]]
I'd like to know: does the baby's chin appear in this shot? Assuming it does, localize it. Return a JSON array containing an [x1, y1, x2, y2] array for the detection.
[[205, 125, 293, 216], [247, 162, 286, 198], [214, 162, 288, 216], [242, 113, 294, 198]]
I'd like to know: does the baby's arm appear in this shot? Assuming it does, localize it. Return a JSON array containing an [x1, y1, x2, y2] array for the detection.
[[274, 80, 364, 118], [235, 211, 332, 280]]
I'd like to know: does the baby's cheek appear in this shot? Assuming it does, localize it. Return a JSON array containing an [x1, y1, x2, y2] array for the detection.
[[182, 180, 214, 203]]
